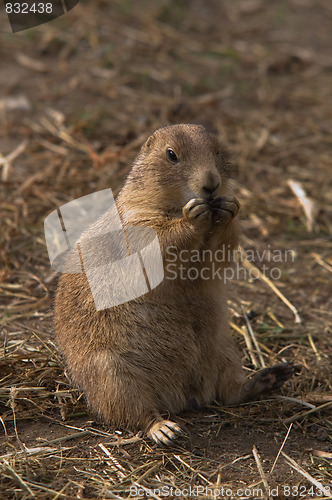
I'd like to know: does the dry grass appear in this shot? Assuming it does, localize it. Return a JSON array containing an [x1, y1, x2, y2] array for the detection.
[[0, 0, 331, 498]]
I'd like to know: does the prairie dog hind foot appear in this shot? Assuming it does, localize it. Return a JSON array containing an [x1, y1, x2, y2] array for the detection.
[[147, 420, 184, 446], [240, 362, 298, 403]]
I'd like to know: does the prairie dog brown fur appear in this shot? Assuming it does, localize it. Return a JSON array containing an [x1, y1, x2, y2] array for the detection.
[[55, 124, 294, 445]]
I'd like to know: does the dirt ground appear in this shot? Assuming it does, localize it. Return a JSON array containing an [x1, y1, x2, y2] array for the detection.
[[0, 0, 332, 498]]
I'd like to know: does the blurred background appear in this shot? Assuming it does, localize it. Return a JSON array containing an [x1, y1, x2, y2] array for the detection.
[[0, 0, 331, 497]]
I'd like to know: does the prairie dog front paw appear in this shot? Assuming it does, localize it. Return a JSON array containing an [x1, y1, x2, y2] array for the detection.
[[183, 198, 211, 227], [210, 196, 240, 224]]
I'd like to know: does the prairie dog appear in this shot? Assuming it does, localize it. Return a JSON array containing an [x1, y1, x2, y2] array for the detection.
[[55, 124, 294, 445]]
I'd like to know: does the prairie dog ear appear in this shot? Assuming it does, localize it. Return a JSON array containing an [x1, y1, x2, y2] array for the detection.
[[142, 132, 156, 151]]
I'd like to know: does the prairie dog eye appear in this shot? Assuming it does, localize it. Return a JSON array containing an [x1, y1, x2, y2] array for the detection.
[[166, 148, 178, 163]]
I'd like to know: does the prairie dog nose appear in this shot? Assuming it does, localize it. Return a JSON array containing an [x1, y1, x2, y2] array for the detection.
[[202, 182, 220, 197], [201, 171, 221, 197]]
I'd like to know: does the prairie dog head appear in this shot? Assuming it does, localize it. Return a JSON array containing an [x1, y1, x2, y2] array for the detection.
[[119, 124, 232, 219]]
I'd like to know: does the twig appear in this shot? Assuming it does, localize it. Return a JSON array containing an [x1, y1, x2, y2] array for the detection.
[[275, 395, 316, 409], [308, 333, 322, 361], [37, 430, 91, 447], [267, 311, 284, 328], [10, 387, 26, 455], [51, 481, 70, 500], [173, 455, 212, 485], [231, 321, 260, 368], [0, 447, 57, 460], [252, 446, 270, 500], [312, 253, 332, 274], [310, 450, 332, 459], [1, 461, 36, 497], [242, 306, 266, 368], [239, 247, 301, 323], [282, 452, 331, 497], [0, 139, 28, 182], [284, 401, 332, 425], [270, 423, 293, 474], [133, 482, 163, 500], [287, 179, 316, 232], [98, 443, 127, 481], [135, 461, 162, 484]]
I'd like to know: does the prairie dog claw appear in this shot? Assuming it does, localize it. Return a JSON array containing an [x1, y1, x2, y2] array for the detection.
[[148, 420, 183, 446]]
